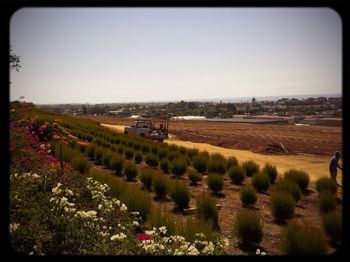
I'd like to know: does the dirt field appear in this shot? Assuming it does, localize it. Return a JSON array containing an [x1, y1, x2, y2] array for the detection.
[[80, 115, 342, 157]]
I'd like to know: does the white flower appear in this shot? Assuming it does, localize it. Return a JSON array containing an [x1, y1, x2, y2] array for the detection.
[[120, 203, 127, 212], [131, 211, 140, 215], [9, 223, 20, 233], [133, 221, 139, 227], [256, 248, 261, 255], [32, 174, 40, 179], [159, 226, 167, 235], [98, 204, 102, 209], [261, 251, 267, 256], [110, 233, 127, 241], [29, 251, 34, 255]]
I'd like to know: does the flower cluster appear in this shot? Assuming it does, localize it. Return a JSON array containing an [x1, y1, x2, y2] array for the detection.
[[50, 182, 77, 214]]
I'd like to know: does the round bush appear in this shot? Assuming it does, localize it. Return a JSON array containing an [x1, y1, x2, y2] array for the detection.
[[188, 170, 202, 185], [319, 191, 337, 214], [207, 158, 226, 174], [152, 174, 169, 199], [117, 146, 124, 155], [234, 210, 263, 246], [145, 153, 159, 168], [178, 146, 187, 155], [124, 162, 138, 181], [228, 166, 246, 185], [141, 144, 150, 154], [275, 179, 301, 202], [160, 158, 169, 173], [187, 148, 199, 160], [124, 148, 134, 160], [110, 155, 124, 175], [242, 160, 259, 177], [170, 158, 188, 177], [240, 186, 257, 206], [196, 193, 218, 228], [170, 179, 190, 210], [269, 191, 295, 222], [151, 146, 158, 155], [251, 172, 270, 193], [134, 152, 142, 164], [71, 156, 90, 174], [316, 177, 337, 194], [167, 151, 178, 162], [133, 142, 141, 151], [284, 169, 310, 192], [101, 152, 112, 168], [192, 154, 208, 173], [139, 170, 154, 191], [157, 149, 167, 160], [226, 156, 238, 170], [86, 145, 96, 160], [281, 223, 327, 255], [207, 173, 224, 195], [94, 148, 104, 164], [262, 163, 278, 184], [322, 211, 342, 246]]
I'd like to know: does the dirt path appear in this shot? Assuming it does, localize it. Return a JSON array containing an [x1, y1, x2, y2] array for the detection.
[[101, 124, 343, 184]]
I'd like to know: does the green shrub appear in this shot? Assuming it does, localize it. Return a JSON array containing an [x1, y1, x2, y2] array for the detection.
[[157, 149, 167, 159], [262, 163, 278, 184], [242, 160, 259, 177], [71, 156, 91, 174], [269, 191, 295, 222], [228, 166, 246, 185], [188, 169, 202, 185], [102, 151, 112, 168], [120, 186, 152, 221], [316, 177, 337, 194], [281, 223, 327, 255], [187, 148, 199, 160], [133, 142, 141, 151], [110, 145, 116, 152], [152, 174, 169, 199], [117, 145, 124, 154], [207, 158, 226, 174], [322, 211, 342, 246], [170, 158, 188, 177], [139, 170, 154, 191], [124, 162, 138, 181], [170, 179, 190, 210], [110, 155, 124, 175], [167, 151, 178, 162], [124, 148, 134, 160], [234, 210, 263, 246], [151, 146, 158, 155], [251, 172, 270, 193], [85, 145, 96, 160], [275, 179, 301, 202], [196, 193, 218, 228], [160, 158, 169, 173], [207, 173, 224, 195], [319, 191, 337, 214], [146, 207, 177, 235], [141, 144, 150, 154], [240, 186, 257, 206], [192, 154, 208, 173], [94, 148, 104, 165], [134, 152, 143, 164], [284, 169, 310, 192], [145, 153, 159, 168], [226, 156, 238, 170], [180, 217, 214, 242]]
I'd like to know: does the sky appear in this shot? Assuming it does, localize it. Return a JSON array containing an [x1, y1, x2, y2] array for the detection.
[[10, 8, 342, 104]]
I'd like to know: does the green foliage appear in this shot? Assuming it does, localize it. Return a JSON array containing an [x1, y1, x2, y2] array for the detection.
[[134, 152, 143, 164], [71, 156, 91, 174], [281, 223, 327, 255], [269, 191, 295, 222], [316, 177, 337, 194], [226, 156, 238, 170], [274, 179, 301, 202], [179, 217, 214, 242], [234, 210, 263, 246], [167, 151, 178, 162], [94, 148, 104, 165], [141, 144, 150, 154], [124, 162, 138, 181], [322, 211, 342, 246], [145, 153, 159, 168], [207, 158, 226, 174], [117, 145, 124, 154], [102, 151, 112, 168], [240, 186, 257, 206], [152, 174, 169, 199], [110, 155, 124, 175], [188, 169, 202, 185], [196, 193, 218, 228], [207, 173, 224, 195], [242, 160, 259, 177], [170, 179, 190, 210], [124, 148, 134, 160], [262, 163, 278, 184], [228, 166, 246, 185], [187, 148, 199, 160], [251, 172, 270, 193], [319, 191, 337, 214], [160, 158, 169, 173], [146, 207, 177, 235], [139, 169, 154, 191], [192, 154, 208, 173], [157, 149, 167, 160], [86, 145, 96, 160], [170, 158, 188, 177], [284, 169, 310, 192]]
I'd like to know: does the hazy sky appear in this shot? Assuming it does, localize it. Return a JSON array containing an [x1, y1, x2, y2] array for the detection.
[[10, 8, 341, 104]]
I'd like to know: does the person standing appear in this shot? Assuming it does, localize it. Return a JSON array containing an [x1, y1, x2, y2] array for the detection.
[[329, 151, 342, 186]]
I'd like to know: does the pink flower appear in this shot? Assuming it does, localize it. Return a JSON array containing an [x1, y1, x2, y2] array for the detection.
[[48, 155, 56, 162], [137, 234, 152, 241]]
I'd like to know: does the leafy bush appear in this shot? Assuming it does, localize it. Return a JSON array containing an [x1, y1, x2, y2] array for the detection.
[[124, 148, 134, 160], [102, 151, 112, 168], [192, 154, 208, 173], [146, 207, 177, 235], [240, 186, 257, 206], [157, 149, 167, 160], [139, 170, 154, 191], [228, 166, 246, 185], [110, 155, 124, 175], [284, 169, 310, 192], [160, 158, 169, 173], [269, 191, 295, 222], [251, 172, 270, 193], [316, 177, 337, 194], [170, 158, 188, 177], [242, 160, 259, 177], [133, 142, 141, 151], [117, 145, 124, 155], [167, 151, 178, 162], [151, 146, 158, 155], [187, 148, 199, 160], [124, 162, 138, 181], [281, 223, 327, 255], [207, 173, 224, 195], [226, 156, 238, 170], [71, 156, 91, 174], [322, 211, 342, 246], [170, 179, 190, 210], [188, 169, 202, 185], [274, 179, 301, 202], [196, 193, 218, 228], [207, 158, 226, 174], [180, 217, 214, 242], [141, 144, 150, 154], [94, 148, 104, 165], [86, 145, 96, 160], [233, 210, 263, 246], [145, 153, 159, 168], [262, 163, 278, 184], [319, 191, 337, 214], [152, 174, 169, 199], [134, 152, 143, 164], [178, 146, 187, 155]]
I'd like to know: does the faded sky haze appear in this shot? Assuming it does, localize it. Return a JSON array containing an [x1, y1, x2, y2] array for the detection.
[[10, 8, 342, 104]]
